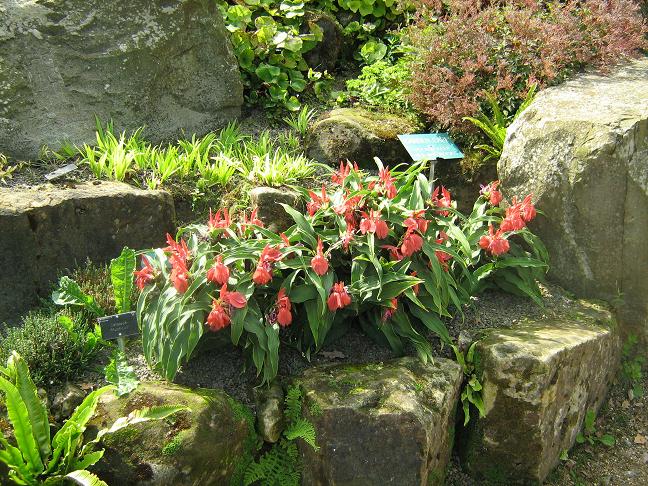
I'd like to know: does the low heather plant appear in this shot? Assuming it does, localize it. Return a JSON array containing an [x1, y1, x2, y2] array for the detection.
[[408, 0, 647, 130]]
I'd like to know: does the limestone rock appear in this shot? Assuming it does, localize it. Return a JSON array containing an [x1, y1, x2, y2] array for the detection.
[[51, 383, 85, 422], [254, 381, 285, 443], [88, 382, 253, 485], [250, 186, 302, 233], [498, 59, 648, 341], [306, 108, 422, 169], [0, 182, 175, 322], [460, 301, 620, 484], [0, 0, 243, 160], [295, 357, 463, 486]]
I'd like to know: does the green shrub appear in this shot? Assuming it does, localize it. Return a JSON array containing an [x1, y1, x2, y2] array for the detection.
[[0, 311, 101, 387]]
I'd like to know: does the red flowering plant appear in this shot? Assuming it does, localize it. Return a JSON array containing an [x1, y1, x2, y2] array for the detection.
[[135, 161, 547, 384]]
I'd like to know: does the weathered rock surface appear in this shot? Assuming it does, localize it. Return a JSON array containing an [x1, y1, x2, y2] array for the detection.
[[0, 182, 175, 322], [295, 357, 463, 486], [51, 383, 85, 422], [306, 108, 422, 169], [250, 186, 302, 233], [498, 58, 648, 341], [302, 10, 343, 72], [89, 382, 253, 485], [254, 381, 285, 443], [0, 0, 243, 160], [460, 301, 620, 484]]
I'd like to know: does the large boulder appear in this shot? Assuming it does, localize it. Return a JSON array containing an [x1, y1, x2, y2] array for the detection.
[[250, 186, 302, 233], [88, 382, 254, 485], [498, 58, 648, 341], [295, 357, 463, 486], [302, 11, 343, 73], [306, 108, 422, 169], [0, 182, 175, 322], [459, 300, 620, 484], [0, 0, 243, 160]]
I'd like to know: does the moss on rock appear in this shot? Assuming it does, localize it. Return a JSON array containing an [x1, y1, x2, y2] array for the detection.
[[306, 108, 423, 169], [88, 382, 253, 486]]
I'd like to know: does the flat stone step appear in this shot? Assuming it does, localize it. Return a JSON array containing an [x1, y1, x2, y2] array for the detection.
[[459, 301, 620, 484]]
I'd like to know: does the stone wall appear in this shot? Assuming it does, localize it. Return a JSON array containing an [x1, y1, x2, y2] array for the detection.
[[0, 182, 175, 323]]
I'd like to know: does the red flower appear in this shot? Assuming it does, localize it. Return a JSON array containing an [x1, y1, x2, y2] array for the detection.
[[332, 161, 358, 185], [327, 282, 352, 311], [382, 298, 398, 322], [479, 224, 510, 256], [206, 255, 229, 286], [341, 226, 355, 252], [360, 209, 389, 239], [480, 181, 503, 206], [134, 256, 155, 290], [500, 199, 527, 232], [520, 195, 536, 222], [382, 244, 403, 261], [206, 284, 246, 332], [239, 209, 264, 235], [253, 245, 283, 285], [280, 233, 291, 248], [306, 185, 330, 216], [165, 234, 190, 265], [434, 231, 452, 271], [401, 228, 423, 257], [431, 186, 453, 216], [253, 265, 273, 285], [207, 301, 230, 331], [170, 256, 189, 294], [375, 167, 397, 199], [208, 208, 231, 231], [220, 283, 247, 309], [276, 288, 292, 327], [311, 238, 329, 276]]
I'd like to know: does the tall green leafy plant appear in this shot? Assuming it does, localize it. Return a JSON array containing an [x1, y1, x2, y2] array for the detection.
[[135, 161, 547, 384], [0, 352, 185, 486]]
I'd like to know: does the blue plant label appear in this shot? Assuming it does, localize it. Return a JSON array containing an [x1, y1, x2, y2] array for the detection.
[[398, 133, 464, 161], [98, 311, 139, 340]]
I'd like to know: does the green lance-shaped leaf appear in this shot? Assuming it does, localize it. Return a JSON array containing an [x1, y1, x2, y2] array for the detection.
[[10, 352, 51, 462], [0, 374, 44, 474], [110, 247, 136, 313]]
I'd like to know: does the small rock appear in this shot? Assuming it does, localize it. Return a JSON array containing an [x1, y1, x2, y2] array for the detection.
[[51, 383, 85, 421], [296, 357, 463, 486], [302, 10, 343, 72], [254, 381, 285, 443], [622, 399, 631, 409], [600, 475, 612, 485], [250, 186, 302, 233], [634, 434, 646, 445], [624, 469, 639, 479], [641, 452, 648, 464], [319, 350, 346, 360], [306, 108, 422, 169]]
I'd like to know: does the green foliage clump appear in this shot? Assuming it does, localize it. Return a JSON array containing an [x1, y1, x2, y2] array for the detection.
[[342, 56, 413, 112], [0, 351, 185, 486], [60, 120, 320, 190], [243, 386, 318, 486], [215, 0, 410, 110], [0, 312, 100, 388], [576, 409, 615, 447]]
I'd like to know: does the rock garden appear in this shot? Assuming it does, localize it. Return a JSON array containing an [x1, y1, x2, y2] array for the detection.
[[1, 1, 647, 485]]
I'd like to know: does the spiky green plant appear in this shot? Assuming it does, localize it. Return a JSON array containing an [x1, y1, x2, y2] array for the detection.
[[464, 84, 537, 161], [283, 106, 317, 138]]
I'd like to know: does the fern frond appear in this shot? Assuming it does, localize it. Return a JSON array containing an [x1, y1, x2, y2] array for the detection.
[[284, 386, 303, 423], [284, 418, 319, 451], [243, 441, 300, 486]]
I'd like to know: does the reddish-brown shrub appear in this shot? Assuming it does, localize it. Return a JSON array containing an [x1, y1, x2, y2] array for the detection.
[[408, 0, 647, 131]]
